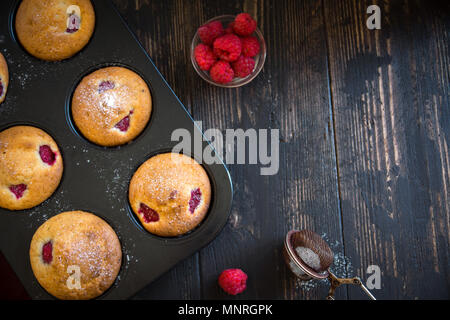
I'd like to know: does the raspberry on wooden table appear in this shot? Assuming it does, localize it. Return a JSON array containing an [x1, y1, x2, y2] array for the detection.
[[218, 268, 248, 295]]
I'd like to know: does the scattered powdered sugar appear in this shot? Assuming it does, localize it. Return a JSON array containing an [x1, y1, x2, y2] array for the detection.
[[329, 251, 354, 278], [73, 73, 138, 132], [0, 48, 55, 116], [26, 190, 72, 227], [295, 277, 329, 292], [289, 261, 305, 278], [292, 233, 354, 293], [320, 233, 354, 277], [0, 49, 51, 90], [104, 166, 127, 208]]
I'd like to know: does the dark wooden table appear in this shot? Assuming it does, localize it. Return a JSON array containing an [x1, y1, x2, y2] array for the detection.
[[109, 0, 449, 300], [1, 0, 448, 300]]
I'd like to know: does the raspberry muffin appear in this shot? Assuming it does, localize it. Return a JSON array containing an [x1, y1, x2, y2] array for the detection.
[[129, 153, 211, 237], [0, 126, 63, 211], [71, 67, 152, 147], [29, 211, 122, 300], [15, 0, 95, 61], [0, 53, 8, 103]]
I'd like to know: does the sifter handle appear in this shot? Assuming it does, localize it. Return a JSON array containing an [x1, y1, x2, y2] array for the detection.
[[326, 272, 376, 300]]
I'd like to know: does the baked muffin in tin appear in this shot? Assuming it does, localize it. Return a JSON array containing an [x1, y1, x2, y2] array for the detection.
[[71, 66, 152, 147], [129, 153, 211, 237], [0, 53, 8, 103], [0, 126, 63, 211], [15, 0, 95, 61], [29, 210, 122, 300]]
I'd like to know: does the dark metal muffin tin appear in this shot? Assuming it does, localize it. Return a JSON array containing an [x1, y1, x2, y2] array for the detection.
[[0, 0, 232, 299]]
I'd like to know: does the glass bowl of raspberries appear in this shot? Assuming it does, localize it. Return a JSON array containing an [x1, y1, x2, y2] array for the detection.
[[191, 13, 266, 88]]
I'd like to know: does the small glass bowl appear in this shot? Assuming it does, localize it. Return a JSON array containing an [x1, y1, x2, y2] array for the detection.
[[191, 15, 266, 88]]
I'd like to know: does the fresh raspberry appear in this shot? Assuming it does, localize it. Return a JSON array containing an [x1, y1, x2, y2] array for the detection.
[[233, 13, 257, 36], [225, 22, 234, 34], [241, 36, 260, 57], [188, 188, 202, 213], [9, 184, 27, 199], [194, 44, 217, 71], [198, 21, 224, 45], [66, 14, 80, 33], [115, 110, 133, 132], [210, 61, 234, 84], [138, 203, 159, 223], [99, 80, 115, 93], [218, 269, 248, 295], [39, 145, 56, 166], [42, 241, 53, 264], [232, 56, 255, 78], [213, 34, 242, 62]]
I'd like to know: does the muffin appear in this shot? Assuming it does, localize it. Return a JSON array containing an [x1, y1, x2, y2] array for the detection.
[[15, 0, 95, 61], [0, 53, 8, 103], [29, 211, 122, 300], [0, 126, 63, 211], [129, 153, 211, 237], [71, 67, 152, 147]]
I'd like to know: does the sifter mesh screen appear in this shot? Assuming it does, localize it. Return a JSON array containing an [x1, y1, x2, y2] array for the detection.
[[289, 230, 334, 274]]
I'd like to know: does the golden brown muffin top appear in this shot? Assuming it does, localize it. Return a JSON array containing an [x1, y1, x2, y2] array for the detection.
[[29, 211, 122, 300], [0, 126, 63, 210], [71, 66, 152, 146], [129, 153, 211, 237], [15, 0, 95, 61]]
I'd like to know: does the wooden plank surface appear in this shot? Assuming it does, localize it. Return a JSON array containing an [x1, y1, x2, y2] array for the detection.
[[112, 0, 346, 300], [1, 0, 448, 301], [324, 0, 450, 299], [91, 0, 449, 299]]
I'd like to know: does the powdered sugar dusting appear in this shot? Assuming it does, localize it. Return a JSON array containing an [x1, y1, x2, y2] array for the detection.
[[73, 73, 136, 131], [0, 48, 55, 116], [293, 246, 321, 276]]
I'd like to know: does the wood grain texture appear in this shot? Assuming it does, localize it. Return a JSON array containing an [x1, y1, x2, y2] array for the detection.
[[192, 0, 345, 300], [324, 0, 450, 299], [111, 0, 202, 299], [112, 0, 345, 300], [111, 0, 450, 300]]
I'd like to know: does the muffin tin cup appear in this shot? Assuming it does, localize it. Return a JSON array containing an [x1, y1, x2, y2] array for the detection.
[[64, 61, 156, 149], [0, 0, 232, 299]]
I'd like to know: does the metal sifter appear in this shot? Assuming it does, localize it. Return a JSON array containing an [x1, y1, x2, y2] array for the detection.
[[283, 229, 376, 300]]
